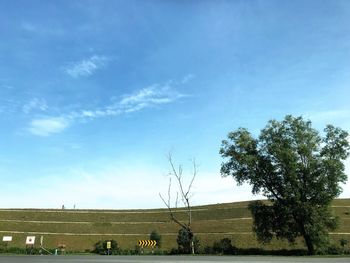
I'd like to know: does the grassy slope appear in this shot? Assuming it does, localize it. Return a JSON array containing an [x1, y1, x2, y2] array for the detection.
[[0, 199, 349, 251]]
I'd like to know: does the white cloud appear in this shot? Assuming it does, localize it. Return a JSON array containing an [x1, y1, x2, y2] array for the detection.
[[0, 165, 169, 209], [28, 117, 69, 136], [181, 74, 195, 84], [0, 164, 253, 209], [1, 84, 14, 90], [68, 82, 185, 121], [119, 85, 184, 113], [65, 55, 108, 78], [76, 108, 120, 119], [26, 79, 187, 136], [1, 157, 347, 208], [21, 22, 37, 32], [21, 22, 65, 36], [22, 98, 48, 114]]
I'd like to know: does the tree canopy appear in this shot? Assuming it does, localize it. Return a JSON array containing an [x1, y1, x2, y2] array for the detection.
[[220, 115, 349, 254]]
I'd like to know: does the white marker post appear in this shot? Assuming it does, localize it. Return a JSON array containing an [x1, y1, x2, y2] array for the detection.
[[26, 236, 35, 255], [2, 236, 12, 242], [39, 236, 44, 255], [2, 236, 12, 251], [26, 236, 35, 245]]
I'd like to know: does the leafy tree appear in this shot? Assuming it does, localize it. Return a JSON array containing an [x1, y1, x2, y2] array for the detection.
[[220, 115, 349, 255], [176, 228, 200, 254], [150, 230, 162, 248]]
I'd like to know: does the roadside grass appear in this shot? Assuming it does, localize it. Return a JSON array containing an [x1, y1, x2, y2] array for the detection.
[[0, 199, 349, 252]]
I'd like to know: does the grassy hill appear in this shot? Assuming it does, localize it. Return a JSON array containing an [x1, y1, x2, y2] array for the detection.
[[0, 199, 349, 252]]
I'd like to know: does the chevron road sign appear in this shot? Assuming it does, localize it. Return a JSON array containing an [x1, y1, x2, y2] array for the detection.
[[138, 240, 157, 247]]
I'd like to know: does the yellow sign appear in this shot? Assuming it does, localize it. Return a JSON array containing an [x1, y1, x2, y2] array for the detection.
[[138, 240, 157, 247], [106, 241, 111, 249]]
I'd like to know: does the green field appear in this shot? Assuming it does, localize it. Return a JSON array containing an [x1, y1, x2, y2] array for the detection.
[[0, 199, 349, 252]]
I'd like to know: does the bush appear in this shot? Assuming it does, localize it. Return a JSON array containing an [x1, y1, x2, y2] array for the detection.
[[234, 248, 308, 256], [150, 230, 162, 248], [327, 245, 343, 255], [213, 238, 236, 255], [203, 245, 214, 254], [93, 240, 119, 255], [340, 238, 348, 248], [176, 228, 200, 254]]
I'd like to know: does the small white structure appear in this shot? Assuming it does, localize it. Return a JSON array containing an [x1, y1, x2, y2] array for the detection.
[[26, 236, 36, 245], [2, 236, 12, 242]]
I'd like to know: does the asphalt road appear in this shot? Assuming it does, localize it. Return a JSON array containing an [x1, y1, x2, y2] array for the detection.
[[0, 256, 349, 263]]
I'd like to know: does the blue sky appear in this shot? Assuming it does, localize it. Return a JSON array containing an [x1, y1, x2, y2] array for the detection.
[[0, 0, 349, 208]]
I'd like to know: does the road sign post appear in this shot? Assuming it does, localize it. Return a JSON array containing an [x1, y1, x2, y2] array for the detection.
[[138, 240, 157, 254], [106, 241, 111, 255]]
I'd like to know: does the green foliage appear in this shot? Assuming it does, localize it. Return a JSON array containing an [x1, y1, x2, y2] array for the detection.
[[0, 198, 349, 253], [176, 228, 200, 254], [213, 238, 236, 254], [150, 230, 162, 248], [93, 239, 119, 255], [220, 115, 350, 255], [340, 238, 348, 248]]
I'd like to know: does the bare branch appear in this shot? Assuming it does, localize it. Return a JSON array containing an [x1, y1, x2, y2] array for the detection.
[[159, 179, 187, 229], [175, 192, 179, 208], [161, 153, 197, 254], [159, 193, 169, 209], [186, 158, 197, 198]]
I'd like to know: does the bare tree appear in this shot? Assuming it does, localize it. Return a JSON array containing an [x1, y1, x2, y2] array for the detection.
[[159, 153, 197, 254]]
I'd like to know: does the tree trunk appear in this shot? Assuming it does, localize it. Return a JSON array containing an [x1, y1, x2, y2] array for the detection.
[[294, 215, 315, 255], [299, 222, 315, 255], [303, 233, 315, 255]]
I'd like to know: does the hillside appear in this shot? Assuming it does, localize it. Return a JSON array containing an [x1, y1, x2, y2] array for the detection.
[[0, 199, 349, 252]]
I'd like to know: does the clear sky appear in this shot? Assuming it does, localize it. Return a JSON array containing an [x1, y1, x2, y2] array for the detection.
[[0, 0, 349, 209]]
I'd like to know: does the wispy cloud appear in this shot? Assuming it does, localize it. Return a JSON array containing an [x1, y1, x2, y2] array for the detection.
[[21, 22, 65, 36], [119, 84, 185, 113], [27, 78, 190, 136], [68, 82, 186, 120], [65, 55, 109, 78], [22, 98, 48, 114], [0, 84, 15, 90], [28, 117, 69, 136], [21, 22, 37, 32], [181, 74, 195, 84]]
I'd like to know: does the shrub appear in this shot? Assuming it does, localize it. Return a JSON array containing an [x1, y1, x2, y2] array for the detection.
[[93, 239, 119, 255], [176, 228, 200, 254], [203, 245, 214, 254], [340, 238, 348, 248], [213, 238, 236, 255], [150, 230, 162, 248]]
